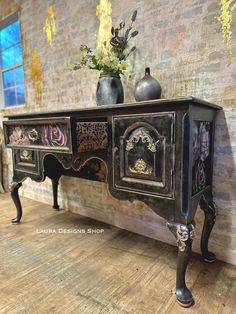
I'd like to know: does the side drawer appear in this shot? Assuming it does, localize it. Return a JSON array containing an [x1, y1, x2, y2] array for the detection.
[[13, 149, 40, 175], [4, 117, 72, 153]]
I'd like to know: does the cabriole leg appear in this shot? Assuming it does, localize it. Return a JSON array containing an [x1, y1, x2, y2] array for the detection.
[[51, 177, 60, 210], [199, 194, 216, 262], [11, 182, 23, 224], [167, 222, 195, 307]]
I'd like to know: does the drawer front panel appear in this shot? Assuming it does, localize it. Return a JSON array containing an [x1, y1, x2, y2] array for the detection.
[[112, 113, 175, 198], [76, 122, 108, 153], [4, 118, 72, 153], [13, 149, 40, 175]]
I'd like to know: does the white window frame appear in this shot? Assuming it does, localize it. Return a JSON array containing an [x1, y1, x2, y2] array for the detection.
[[0, 12, 25, 109]]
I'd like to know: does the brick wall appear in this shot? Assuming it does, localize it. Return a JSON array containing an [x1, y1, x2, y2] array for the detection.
[[1, 0, 236, 264]]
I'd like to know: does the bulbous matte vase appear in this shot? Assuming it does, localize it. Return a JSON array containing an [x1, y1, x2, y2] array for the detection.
[[134, 67, 161, 101], [96, 73, 124, 106]]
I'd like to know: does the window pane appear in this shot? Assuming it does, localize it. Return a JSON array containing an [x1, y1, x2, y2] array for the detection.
[[2, 69, 15, 88], [1, 18, 25, 108], [1, 44, 22, 69], [15, 66, 24, 85], [1, 46, 15, 69], [0, 21, 20, 50], [16, 85, 25, 104], [14, 44, 23, 64], [4, 88, 16, 107]]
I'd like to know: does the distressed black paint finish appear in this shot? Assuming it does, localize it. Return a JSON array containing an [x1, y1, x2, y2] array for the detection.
[[199, 193, 217, 262], [11, 182, 23, 224], [51, 178, 60, 210], [167, 222, 195, 307], [3, 97, 221, 307]]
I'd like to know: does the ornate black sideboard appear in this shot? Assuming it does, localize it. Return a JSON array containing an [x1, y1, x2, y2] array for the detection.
[[3, 97, 222, 307]]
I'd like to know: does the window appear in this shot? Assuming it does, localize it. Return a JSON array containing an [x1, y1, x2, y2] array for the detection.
[[0, 13, 25, 108]]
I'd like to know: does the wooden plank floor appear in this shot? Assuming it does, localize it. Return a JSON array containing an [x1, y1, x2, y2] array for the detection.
[[0, 193, 236, 314]]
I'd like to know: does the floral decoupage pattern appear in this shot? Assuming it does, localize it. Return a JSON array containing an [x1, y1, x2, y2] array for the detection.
[[192, 121, 212, 195], [41, 124, 67, 146], [8, 124, 68, 147], [8, 127, 31, 145]]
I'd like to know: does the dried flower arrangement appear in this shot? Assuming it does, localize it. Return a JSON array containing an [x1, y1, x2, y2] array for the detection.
[[72, 10, 138, 75]]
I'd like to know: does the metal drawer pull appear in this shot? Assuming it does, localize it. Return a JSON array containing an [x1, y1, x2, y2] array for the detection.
[[28, 129, 38, 142], [20, 149, 32, 161]]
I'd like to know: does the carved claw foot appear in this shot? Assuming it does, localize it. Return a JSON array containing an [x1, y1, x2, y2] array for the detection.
[[199, 195, 216, 263], [10, 182, 23, 224], [167, 222, 195, 307]]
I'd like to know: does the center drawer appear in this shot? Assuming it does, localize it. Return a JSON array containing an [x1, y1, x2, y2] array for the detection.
[[3, 117, 72, 153]]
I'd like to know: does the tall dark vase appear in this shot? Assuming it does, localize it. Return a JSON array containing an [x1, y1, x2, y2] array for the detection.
[[96, 73, 124, 106], [134, 67, 161, 101]]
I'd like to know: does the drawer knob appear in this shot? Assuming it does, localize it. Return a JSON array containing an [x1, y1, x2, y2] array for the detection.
[[20, 149, 32, 161], [28, 129, 38, 142]]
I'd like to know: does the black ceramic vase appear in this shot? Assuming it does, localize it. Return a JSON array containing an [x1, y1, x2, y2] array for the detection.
[[96, 73, 124, 106], [134, 67, 161, 101]]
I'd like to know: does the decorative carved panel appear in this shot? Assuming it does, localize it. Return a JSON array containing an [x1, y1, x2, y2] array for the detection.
[[124, 126, 163, 179], [112, 113, 175, 198], [76, 122, 108, 153], [126, 127, 159, 153], [129, 158, 153, 175]]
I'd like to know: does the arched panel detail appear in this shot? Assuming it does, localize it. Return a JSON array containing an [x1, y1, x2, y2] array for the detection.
[[125, 126, 164, 154], [123, 121, 163, 140], [112, 112, 175, 198]]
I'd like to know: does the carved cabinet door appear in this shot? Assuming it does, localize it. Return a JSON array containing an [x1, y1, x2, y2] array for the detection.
[[112, 113, 175, 198]]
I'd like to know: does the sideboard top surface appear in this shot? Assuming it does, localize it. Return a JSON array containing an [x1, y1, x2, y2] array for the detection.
[[5, 96, 222, 120]]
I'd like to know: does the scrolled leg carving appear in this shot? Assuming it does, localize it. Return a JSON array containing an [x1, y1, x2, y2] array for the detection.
[[199, 194, 216, 262], [11, 182, 23, 224], [167, 222, 195, 307]]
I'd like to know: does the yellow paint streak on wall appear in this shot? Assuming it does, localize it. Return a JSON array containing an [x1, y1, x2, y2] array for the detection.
[[218, 0, 236, 56], [43, 5, 56, 47], [96, 0, 112, 52], [30, 49, 43, 105]]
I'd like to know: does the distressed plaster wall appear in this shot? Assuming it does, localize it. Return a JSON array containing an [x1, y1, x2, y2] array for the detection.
[[0, 0, 236, 264]]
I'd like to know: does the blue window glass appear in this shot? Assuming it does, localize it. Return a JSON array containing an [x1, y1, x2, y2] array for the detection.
[[0, 15, 25, 107], [3, 69, 15, 88], [4, 88, 16, 107], [0, 21, 20, 50], [1, 46, 15, 69], [1, 44, 22, 70], [3, 66, 24, 88], [15, 66, 24, 85], [14, 44, 23, 64], [16, 85, 25, 104]]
